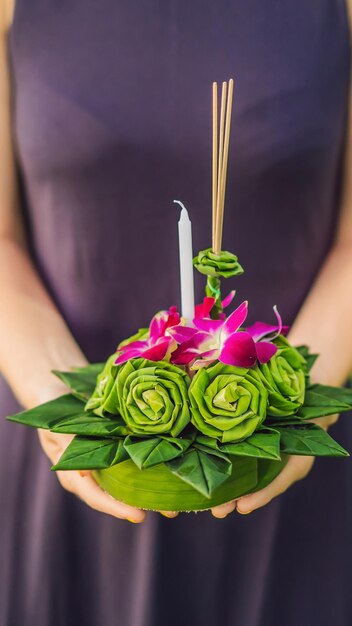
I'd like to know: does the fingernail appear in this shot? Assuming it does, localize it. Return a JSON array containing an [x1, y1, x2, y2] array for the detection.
[[238, 509, 252, 515], [127, 518, 140, 524], [161, 513, 175, 518]]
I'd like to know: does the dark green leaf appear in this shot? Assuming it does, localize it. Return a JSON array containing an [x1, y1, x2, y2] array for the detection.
[[265, 416, 307, 427], [298, 385, 352, 419], [51, 413, 128, 437], [277, 424, 349, 457], [307, 384, 352, 407], [166, 448, 232, 497], [52, 436, 128, 470], [123, 435, 192, 469], [6, 394, 85, 429], [52, 363, 104, 401], [196, 430, 281, 461], [194, 442, 236, 461]]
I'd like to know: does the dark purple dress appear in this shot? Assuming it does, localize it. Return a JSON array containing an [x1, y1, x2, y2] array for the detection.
[[1, 1, 351, 624]]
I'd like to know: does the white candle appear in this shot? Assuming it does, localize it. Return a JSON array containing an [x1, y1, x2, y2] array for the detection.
[[174, 200, 195, 320]]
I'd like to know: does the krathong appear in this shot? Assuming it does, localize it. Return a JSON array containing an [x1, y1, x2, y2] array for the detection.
[[6, 80, 352, 512]]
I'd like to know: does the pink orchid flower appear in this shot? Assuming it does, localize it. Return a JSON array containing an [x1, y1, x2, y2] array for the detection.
[[246, 305, 289, 364], [115, 306, 180, 365], [169, 300, 257, 369]]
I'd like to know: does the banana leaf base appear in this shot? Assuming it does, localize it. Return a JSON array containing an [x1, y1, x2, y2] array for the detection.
[[93, 456, 287, 512]]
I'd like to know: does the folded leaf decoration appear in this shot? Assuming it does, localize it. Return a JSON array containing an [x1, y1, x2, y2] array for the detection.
[[7, 297, 351, 510]]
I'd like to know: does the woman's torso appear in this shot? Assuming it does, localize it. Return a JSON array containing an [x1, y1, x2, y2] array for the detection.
[[7, 0, 351, 361]]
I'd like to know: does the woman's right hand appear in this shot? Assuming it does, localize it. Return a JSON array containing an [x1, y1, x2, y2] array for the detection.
[[38, 429, 146, 523]]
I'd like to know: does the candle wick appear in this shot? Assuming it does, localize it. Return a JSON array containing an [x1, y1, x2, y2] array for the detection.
[[173, 199, 187, 212]]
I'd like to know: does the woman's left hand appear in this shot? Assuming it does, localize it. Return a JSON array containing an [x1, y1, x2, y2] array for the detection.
[[210, 414, 338, 518], [211, 455, 315, 517]]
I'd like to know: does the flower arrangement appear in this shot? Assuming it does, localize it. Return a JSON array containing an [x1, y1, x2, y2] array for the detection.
[[7, 248, 352, 510], [7, 80, 352, 511]]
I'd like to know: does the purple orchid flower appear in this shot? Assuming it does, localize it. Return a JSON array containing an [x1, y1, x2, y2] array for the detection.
[[169, 300, 257, 369], [115, 306, 180, 365], [246, 305, 288, 364]]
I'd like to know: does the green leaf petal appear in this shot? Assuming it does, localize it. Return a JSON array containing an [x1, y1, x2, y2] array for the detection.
[[123, 435, 192, 469], [53, 363, 104, 401], [295, 345, 319, 372], [6, 394, 85, 429], [51, 413, 129, 437], [117, 328, 149, 349], [52, 436, 129, 470], [166, 448, 232, 497], [276, 424, 349, 457], [196, 429, 281, 460]]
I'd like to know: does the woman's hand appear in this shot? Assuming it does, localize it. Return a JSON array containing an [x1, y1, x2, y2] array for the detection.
[[36, 380, 180, 522], [35, 380, 147, 523], [38, 429, 146, 523], [209, 414, 339, 518]]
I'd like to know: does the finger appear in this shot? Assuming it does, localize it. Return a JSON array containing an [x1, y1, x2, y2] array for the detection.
[[211, 500, 236, 518], [58, 471, 146, 523], [159, 510, 179, 518], [236, 456, 314, 514]]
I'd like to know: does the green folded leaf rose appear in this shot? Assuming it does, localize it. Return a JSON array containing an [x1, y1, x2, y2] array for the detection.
[[117, 359, 191, 436], [189, 361, 268, 443], [193, 249, 243, 318], [258, 335, 306, 417], [88, 357, 191, 437], [193, 248, 243, 278]]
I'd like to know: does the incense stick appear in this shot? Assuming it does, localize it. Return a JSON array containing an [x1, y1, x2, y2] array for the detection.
[[211, 78, 234, 254], [216, 78, 234, 253], [214, 81, 227, 254]]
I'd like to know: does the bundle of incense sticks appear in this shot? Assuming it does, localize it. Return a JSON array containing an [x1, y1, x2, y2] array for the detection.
[[212, 79, 234, 255]]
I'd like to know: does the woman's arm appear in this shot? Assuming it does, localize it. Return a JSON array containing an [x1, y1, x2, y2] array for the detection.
[[0, 6, 145, 523]]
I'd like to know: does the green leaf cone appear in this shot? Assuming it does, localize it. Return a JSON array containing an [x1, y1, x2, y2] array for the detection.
[[257, 335, 306, 417], [295, 345, 318, 373], [195, 428, 281, 460], [193, 248, 244, 278], [53, 363, 105, 401], [123, 435, 193, 469], [276, 424, 349, 457], [51, 413, 129, 437], [166, 448, 232, 497], [52, 436, 129, 471], [7, 394, 85, 430], [189, 361, 268, 443], [297, 383, 352, 419]]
